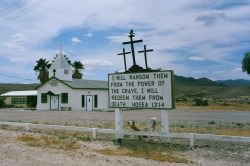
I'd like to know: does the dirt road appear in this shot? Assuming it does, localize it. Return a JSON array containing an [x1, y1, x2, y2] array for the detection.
[[0, 108, 249, 125]]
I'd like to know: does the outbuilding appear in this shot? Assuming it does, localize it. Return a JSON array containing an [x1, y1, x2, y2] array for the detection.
[[1, 90, 37, 108]]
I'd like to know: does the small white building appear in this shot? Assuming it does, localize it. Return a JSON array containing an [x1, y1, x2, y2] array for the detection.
[[36, 51, 109, 111], [1, 90, 37, 108]]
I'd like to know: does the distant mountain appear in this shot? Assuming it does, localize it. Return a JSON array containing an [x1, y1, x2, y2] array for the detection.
[[1, 76, 249, 98], [174, 75, 222, 86], [216, 79, 250, 86], [0, 83, 40, 95]]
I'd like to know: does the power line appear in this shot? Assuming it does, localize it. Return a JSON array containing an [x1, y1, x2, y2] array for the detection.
[[0, 0, 47, 27], [0, 73, 38, 82], [0, 0, 31, 18], [0, 0, 28, 14]]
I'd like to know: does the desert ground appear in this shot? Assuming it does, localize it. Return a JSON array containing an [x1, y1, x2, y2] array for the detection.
[[0, 108, 250, 166]]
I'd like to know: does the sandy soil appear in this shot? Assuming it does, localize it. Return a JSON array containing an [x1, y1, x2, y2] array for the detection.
[[0, 129, 188, 166], [0, 108, 249, 166]]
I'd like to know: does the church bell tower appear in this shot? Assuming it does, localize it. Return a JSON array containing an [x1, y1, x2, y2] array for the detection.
[[49, 48, 72, 81]]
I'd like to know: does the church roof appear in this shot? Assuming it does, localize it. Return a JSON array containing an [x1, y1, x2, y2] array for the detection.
[[36, 77, 108, 90], [50, 52, 72, 70], [62, 79, 108, 89]]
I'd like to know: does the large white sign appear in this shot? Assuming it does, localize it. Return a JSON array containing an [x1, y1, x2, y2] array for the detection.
[[108, 71, 174, 109]]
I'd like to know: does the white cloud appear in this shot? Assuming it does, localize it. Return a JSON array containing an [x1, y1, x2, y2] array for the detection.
[[3, 33, 27, 50], [12, 33, 26, 42], [82, 59, 113, 67], [10, 58, 29, 66], [71, 37, 82, 43], [196, 10, 226, 27], [189, 56, 206, 61], [232, 68, 242, 72], [191, 70, 209, 74], [84, 33, 93, 38], [213, 70, 226, 74]]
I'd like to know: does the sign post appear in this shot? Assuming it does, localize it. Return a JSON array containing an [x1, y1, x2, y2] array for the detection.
[[115, 108, 123, 139]]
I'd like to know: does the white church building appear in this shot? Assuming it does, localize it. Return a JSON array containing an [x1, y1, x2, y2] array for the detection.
[[36, 51, 109, 111]]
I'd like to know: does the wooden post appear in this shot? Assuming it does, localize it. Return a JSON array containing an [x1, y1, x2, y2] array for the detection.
[[115, 108, 123, 139], [93, 128, 97, 139], [190, 133, 195, 149], [26, 123, 30, 131], [161, 110, 169, 142]]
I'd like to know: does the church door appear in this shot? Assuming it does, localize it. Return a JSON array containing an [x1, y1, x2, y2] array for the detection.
[[51, 96, 59, 110], [86, 95, 93, 111]]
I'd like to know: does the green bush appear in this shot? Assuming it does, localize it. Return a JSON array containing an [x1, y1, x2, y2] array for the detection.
[[0, 97, 6, 108], [193, 98, 208, 106]]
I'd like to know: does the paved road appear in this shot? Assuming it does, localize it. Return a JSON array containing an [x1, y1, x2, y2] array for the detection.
[[0, 108, 249, 125]]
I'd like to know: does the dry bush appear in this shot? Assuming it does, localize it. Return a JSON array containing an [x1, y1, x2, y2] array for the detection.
[[95, 139, 192, 163]]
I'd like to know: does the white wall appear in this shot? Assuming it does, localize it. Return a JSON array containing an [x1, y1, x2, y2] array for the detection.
[[49, 68, 72, 81]]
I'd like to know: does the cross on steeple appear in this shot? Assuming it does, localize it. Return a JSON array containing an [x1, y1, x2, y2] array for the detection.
[[138, 45, 153, 69], [122, 29, 143, 66], [117, 48, 131, 71], [53, 69, 56, 77]]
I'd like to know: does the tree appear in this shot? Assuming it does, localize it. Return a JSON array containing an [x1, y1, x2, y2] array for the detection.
[[52, 54, 72, 65], [72, 61, 85, 79], [0, 97, 6, 108], [242, 51, 250, 76], [64, 55, 72, 66], [34, 58, 51, 83]]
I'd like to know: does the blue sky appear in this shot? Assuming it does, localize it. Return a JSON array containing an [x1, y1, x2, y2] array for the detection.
[[0, 0, 250, 83]]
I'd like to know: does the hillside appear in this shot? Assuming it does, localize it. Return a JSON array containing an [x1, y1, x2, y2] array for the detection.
[[216, 79, 250, 86], [174, 75, 222, 86], [174, 85, 250, 98], [0, 83, 40, 95], [0, 76, 249, 98]]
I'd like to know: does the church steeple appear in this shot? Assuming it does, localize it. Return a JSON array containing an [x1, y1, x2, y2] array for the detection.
[[49, 47, 72, 81]]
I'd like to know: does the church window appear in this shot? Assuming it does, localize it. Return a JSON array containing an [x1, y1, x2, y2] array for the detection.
[[61, 93, 68, 103], [94, 95, 98, 108], [82, 95, 85, 107], [41, 93, 47, 103], [64, 69, 69, 74]]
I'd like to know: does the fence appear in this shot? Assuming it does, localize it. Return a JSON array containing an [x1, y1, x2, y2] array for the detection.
[[0, 121, 250, 148]]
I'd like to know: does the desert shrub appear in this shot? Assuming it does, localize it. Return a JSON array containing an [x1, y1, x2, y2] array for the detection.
[[208, 120, 216, 125], [175, 97, 187, 102], [193, 98, 208, 106]]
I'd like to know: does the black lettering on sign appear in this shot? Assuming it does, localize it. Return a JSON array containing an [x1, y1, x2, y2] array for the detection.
[[149, 95, 163, 100], [122, 88, 138, 94], [133, 95, 146, 100], [112, 95, 129, 100], [153, 73, 168, 79], [111, 102, 126, 107], [125, 82, 134, 87], [116, 75, 126, 80], [129, 74, 149, 80], [147, 88, 158, 93], [110, 82, 123, 87], [137, 81, 155, 87], [132, 102, 148, 108], [151, 102, 164, 108], [111, 89, 119, 94]]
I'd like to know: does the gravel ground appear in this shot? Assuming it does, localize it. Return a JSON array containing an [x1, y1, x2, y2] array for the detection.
[[0, 108, 250, 165]]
